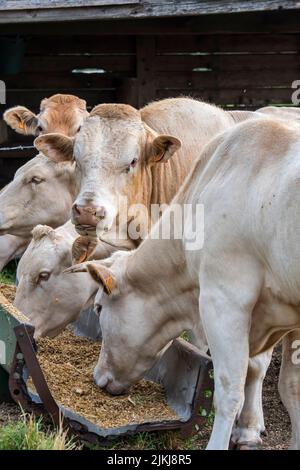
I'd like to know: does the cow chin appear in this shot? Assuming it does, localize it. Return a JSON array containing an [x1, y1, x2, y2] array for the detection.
[[105, 381, 129, 396], [93, 368, 129, 396], [75, 224, 98, 237]]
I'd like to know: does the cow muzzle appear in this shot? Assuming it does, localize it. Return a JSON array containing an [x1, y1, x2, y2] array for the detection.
[[93, 368, 128, 395], [72, 203, 107, 235]]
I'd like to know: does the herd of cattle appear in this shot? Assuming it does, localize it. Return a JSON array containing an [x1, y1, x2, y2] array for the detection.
[[1, 94, 300, 449]]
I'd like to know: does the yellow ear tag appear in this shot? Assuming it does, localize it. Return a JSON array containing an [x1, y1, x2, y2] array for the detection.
[[19, 120, 25, 130]]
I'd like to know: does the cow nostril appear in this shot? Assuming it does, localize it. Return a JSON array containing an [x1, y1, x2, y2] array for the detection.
[[73, 204, 81, 216]]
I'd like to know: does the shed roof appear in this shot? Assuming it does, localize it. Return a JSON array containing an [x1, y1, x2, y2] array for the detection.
[[0, 0, 299, 24]]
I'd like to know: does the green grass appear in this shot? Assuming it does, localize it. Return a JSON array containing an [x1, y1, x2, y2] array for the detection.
[[0, 260, 17, 285], [88, 430, 201, 451], [0, 412, 78, 450]]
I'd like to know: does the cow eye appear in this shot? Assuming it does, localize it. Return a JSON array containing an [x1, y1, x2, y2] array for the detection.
[[125, 158, 138, 174], [31, 176, 43, 184], [37, 125, 43, 133], [77, 126, 81, 133], [37, 271, 51, 284]]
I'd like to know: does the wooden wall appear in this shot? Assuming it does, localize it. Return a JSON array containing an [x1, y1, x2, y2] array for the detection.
[[0, 14, 300, 184]]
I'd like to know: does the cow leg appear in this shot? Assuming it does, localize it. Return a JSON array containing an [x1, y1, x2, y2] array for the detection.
[[278, 329, 300, 449], [199, 258, 261, 450], [232, 349, 273, 448]]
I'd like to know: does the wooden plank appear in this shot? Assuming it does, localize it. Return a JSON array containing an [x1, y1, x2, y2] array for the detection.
[[0, 1, 299, 23], [3, 90, 115, 109], [136, 36, 155, 107], [116, 77, 138, 107], [0, 73, 120, 90], [156, 70, 299, 89], [25, 35, 136, 54], [156, 87, 294, 107], [0, 120, 7, 145], [154, 53, 300, 72], [2, 11, 300, 35], [1, 1, 139, 10], [156, 34, 300, 53], [22, 55, 135, 73]]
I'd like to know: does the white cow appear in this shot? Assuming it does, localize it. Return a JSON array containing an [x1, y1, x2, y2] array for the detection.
[[65, 117, 300, 449], [16, 112, 297, 448]]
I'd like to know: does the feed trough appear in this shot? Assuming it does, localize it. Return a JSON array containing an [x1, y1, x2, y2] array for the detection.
[[0, 286, 213, 445]]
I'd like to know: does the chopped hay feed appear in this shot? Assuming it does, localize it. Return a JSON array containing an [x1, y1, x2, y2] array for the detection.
[[34, 330, 178, 428]]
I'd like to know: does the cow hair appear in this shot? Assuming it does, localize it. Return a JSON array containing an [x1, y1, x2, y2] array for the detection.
[[90, 103, 140, 122], [39, 152, 75, 174], [40, 94, 87, 112], [31, 225, 56, 242]]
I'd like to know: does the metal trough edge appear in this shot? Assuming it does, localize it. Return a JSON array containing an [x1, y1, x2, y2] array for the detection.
[[6, 323, 214, 445]]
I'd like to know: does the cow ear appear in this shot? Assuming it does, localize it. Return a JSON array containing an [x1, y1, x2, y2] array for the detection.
[[149, 134, 181, 163], [34, 133, 74, 163], [3, 106, 38, 136], [86, 264, 115, 296], [72, 236, 98, 264]]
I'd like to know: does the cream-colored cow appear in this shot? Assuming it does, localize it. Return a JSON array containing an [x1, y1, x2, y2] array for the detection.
[[15, 100, 276, 449], [4, 93, 88, 137], [0, 94, 88, 270], [65, 117, 300, 449]]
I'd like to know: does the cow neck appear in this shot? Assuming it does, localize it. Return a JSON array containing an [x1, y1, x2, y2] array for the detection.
[[126, 215, 188, 295], [127, 163, 152, 211]]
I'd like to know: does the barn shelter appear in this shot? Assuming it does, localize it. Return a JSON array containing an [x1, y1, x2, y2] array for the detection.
[[0, 0, 300, 186]]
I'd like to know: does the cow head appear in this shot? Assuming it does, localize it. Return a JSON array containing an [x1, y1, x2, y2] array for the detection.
[[0, 155, 78, 237], [14, 224, 98, 338], [4, 94, 88, 137], [34, 104, 181, 238], [65, 250, 195, 395]]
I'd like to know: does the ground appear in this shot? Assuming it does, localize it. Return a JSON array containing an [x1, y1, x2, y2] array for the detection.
[[0, 347, 291, 450]]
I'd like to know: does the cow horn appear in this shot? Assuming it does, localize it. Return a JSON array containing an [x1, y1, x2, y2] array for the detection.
[[63, 263, 88, 274]]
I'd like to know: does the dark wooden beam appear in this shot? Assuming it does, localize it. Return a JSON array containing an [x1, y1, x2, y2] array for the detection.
[[2, 11, 300, 35], [1, 0, 139, 10], [0, 1, 299, 24], [136, 36, 155, 107]]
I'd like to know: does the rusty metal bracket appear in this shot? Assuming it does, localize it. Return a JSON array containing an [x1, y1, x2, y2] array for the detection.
[[9, 324, 61, 425]]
